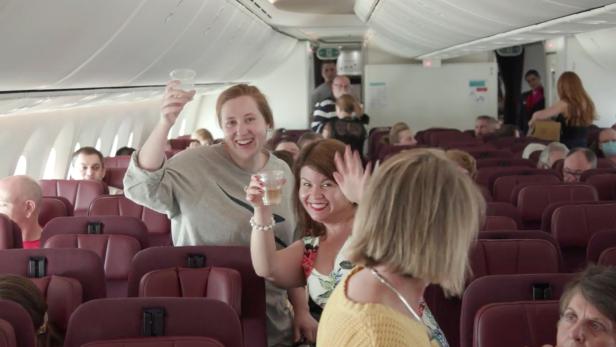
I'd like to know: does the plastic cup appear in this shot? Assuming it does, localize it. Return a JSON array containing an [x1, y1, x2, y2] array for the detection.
[[169, 69, 196, 92], [259, 170, 285, 206]]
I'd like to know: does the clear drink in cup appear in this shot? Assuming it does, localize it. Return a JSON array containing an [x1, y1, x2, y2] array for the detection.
[[259, 170, 285, 206], [169, 69, 196, 92]]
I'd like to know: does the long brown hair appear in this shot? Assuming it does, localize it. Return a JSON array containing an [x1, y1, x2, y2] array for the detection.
[[292, 139, 347, 237], [0, 275, 64, 347], [557, 71, 596, 127]]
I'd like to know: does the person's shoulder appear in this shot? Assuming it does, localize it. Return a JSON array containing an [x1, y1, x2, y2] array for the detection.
[[167, 144, 225, 168], [266, 152, 293, 175]]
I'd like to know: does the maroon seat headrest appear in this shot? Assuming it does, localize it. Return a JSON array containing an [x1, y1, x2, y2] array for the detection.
[[0, 214, 22, 249], [551, 203, 616, 248], [0, 318, 17, 347], [473, 301, 559, 347], [0, 300, 35, 347], [476, 158, 534, 169], [481, 216, 517, 231], [486, 202, 522, 228], [584, 173, 616, 201], [599, 247, 616, 266], [139, 267, 242, 316], [587, 230, 616, 263], [88, 195, 170, 236], [493, 175, 560, 203], [82, 336, 224, 347], [38, 196, 71, 227], [30, 275, 83, 332], [102, 168, 127, 190], [103, 156, 131, 169], [64, 298, 243, 347], [517, 184, 598, 227], [39, 180, 107, 216]]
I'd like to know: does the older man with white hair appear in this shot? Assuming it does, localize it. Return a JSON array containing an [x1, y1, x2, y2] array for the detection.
[[0, 175, 43, 248]]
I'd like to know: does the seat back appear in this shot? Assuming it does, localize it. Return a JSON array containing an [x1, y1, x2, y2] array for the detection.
[[540, 200, 608, 232], [481, 216, 517, 231], [39, 180, 106, 216], [476, 158, 534, 169], [29, 275, 83, 332], [470, 239, 561, 277], [0, 300, 35, 347], [128, 246, 267, 347], [41, 216, 147, 297], [0, 214, 21, 249], [465, 149, 513, 160], [493, 175, 561, 202], [587, 230, 616, 263], [486, 202, 522, 228], [139, 266, 242, 316], [460, 273, 573, 347], [552, 203, 616, 271], [584, 173, 616, 200], [0, 248, 106, 300], [476, 167, 557, 190], [82, 336, 224, 347], [473, 301, 559, 347], [103, 156, 131, 169], [517, 184, 598, 229], [599, 247, 616, 266], [64, 298, 242, 347], [88, 195, 172, 246], [367, 127, 390, 160], [102, 167, 126, 190], [377, 144, 422, 162], [38, 196, 72, 227], [478, 230, 560, 254]]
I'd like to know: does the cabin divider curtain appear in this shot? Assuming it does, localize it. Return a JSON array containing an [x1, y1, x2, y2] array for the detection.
[[496, 49, 525, 127]]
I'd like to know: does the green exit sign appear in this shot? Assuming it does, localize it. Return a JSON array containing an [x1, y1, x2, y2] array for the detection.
[[317, 47, 340, 60]]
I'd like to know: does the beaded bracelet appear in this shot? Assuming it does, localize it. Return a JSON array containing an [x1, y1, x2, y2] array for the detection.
[[250, 217, 275, 231]]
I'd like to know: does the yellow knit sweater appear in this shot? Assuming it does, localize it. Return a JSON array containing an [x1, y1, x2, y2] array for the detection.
[[317, 267, 437, 347]]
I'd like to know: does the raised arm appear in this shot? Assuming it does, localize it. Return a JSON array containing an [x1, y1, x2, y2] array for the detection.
[[333, 146, 373, 204], [529, 100, 567, 126], [246, 175, 305, 288], [137, 81, 195, 171]]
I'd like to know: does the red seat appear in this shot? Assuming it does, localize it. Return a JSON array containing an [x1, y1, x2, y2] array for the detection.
[[473, 301, 559, 347], [29, 275, 83, 332], [38, 196, 72, 227], [540, 200, 608, 232], [584, 173, 616, 200], [102, 167, 126, 190], [599, 247, 616, 266], [460, 273, 573, 347], [39, 180, 107, 216], [598, 158, 615, 168], [517, 184, 598, 229], [103, 156, 131, 169], [41, 216, 148, 297], [551, 202, 616, 271], [442, 140, 488, 150], [580, 168, 616, 181], [429, 130, 475, 147], [587, 230, 616, 263], [367, 127, 390, 161], [89, 195, 172, 246], [168, 138, 192, 150], [475, 167, 557, 189], [64, 298, 242, 347], [493, 175, 561, 203], [476, 158, 534, 169], [139, 266, 242, 316], [425, 238, 560, 347], [0, 300, 35, 347], [481, 216, 517, 231], [0, 318, 17, 347], [377, 144, 423, 162], [0, 214, 22, 249], [465, 149, 513, 160], [128, 246, 267, 347], [486, 202, 522, 228]]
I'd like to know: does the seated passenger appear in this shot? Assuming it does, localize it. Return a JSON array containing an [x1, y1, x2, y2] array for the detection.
[[537, 142, 569, 169], [446, 149, 477, 178], [191, 128, 214, 146], [493, 124, 521, 138], [246, 141, 447, 346], [598, 128, 616, 165], [563, 148, 597, 183], [317, 149, 484, 347], [474, 115, 499, 139], [297, 132, 323, 149], [0, 175, 43, 248], [275, 140, 300, 160], [543, 265, 616, 347], [70, 146, 122, 195], [115, 146, 136, 156], [0, 274, 63, 347], [389, 122, 418, 146], [522, 143, 547, 160], [322, 95, 367, 154]]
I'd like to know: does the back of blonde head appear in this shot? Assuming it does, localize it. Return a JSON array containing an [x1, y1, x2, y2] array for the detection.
[[346, 149, 485, 295]]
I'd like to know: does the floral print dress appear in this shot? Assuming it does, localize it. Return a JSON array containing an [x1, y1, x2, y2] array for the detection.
[[300, 235, 449, 347]]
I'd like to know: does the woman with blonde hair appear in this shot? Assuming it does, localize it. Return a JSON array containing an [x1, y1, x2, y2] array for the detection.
[[389, 122, 418, 146], [317, 149, 485, 347], [529, 71, 596, 148], [0, 275, 63, 347], [445, 149, 477, 178]]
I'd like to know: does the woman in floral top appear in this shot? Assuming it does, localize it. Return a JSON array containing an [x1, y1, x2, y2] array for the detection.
[[246, 139, 449, 347]]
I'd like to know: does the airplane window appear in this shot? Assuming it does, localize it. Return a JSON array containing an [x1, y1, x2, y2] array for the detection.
[[127, 132, 134, 148], [43, 148, 57, 179], [13, 155, 27, 175], [179, 119, 187, 137], [95, 137, 102, 151], [110, 134, 119, 156]]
